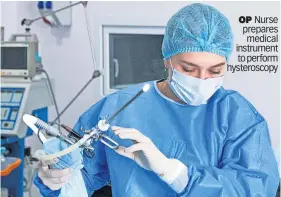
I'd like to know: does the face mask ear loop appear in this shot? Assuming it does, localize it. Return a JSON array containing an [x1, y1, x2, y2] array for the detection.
[[168, 58, 174, 82], [169, 58, 174, 70]]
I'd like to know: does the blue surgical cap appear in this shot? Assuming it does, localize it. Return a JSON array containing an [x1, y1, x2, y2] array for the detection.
[[162, 3, 233, 61]]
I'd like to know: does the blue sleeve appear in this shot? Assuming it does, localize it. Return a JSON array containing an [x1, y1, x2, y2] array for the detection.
[[73, 98, 110, 196], [178, 111, 279, 196], [33, 97, 109, 197]]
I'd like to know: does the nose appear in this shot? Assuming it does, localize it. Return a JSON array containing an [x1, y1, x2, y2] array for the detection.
[[196, 70, 208, 80]]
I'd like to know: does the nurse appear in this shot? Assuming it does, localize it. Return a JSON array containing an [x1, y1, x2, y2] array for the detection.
[[34, 3, 279, 197]]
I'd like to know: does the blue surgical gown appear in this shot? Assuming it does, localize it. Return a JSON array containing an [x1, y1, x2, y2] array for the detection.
[[34, 80, 279, 197]]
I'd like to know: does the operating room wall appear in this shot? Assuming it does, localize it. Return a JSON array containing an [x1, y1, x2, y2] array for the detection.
[[1, 1, 280, 159]]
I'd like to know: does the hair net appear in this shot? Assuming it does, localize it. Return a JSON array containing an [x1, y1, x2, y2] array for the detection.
[[162, 3, 233, 61]]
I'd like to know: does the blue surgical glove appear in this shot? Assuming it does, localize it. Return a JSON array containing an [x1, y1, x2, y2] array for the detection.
[[35, 137, 87, 196], [43, 137, 83, 170]]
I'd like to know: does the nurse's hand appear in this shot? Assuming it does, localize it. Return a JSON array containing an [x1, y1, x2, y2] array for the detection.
[[111, 126, 175, 176], [36, 150, 73, 191], [112, 126, 189, 192]]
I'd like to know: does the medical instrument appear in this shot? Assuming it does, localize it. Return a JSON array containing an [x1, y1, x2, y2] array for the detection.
[[61, 124, 82, 139], [1, 29, 54, 197], [1, 31, 39, 78], [23, 84, 150, 161], [1, 78, 53, 138], [105, 84, 150, 124], [23, 114, 94, 152], [1, 75, 53, 197], [60, 124, 95, 158]]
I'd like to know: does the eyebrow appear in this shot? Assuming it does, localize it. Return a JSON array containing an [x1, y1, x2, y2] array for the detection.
[[180, 60, 225, 68]]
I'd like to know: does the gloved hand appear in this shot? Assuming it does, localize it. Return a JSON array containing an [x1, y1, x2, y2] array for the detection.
[[34, 137, 83, 191], [36, 152, 73, 191], [112, 126, 188, 187]]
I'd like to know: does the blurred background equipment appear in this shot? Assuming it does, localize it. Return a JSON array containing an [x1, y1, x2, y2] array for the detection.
[[1, 30, 54, 197]]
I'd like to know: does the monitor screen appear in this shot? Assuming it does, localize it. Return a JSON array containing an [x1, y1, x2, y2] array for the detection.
[[1, 46, 28, 70]]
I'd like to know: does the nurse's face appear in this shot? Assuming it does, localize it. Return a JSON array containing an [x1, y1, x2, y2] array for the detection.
[[164, 52, 226, 79]]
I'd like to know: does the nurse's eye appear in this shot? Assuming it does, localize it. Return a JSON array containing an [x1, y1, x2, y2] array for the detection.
[[209, 70, 221, 75], [182, 66, 195, 73]]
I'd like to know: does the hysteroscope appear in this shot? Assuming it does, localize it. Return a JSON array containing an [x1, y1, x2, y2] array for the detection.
[[23, 84, 150, 161]]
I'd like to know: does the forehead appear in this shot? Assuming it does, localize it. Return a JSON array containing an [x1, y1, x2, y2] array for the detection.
[[173, 52, 226, 65]]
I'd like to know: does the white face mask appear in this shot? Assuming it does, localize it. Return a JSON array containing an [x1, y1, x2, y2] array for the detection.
[[168, 59, 224, 106]]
